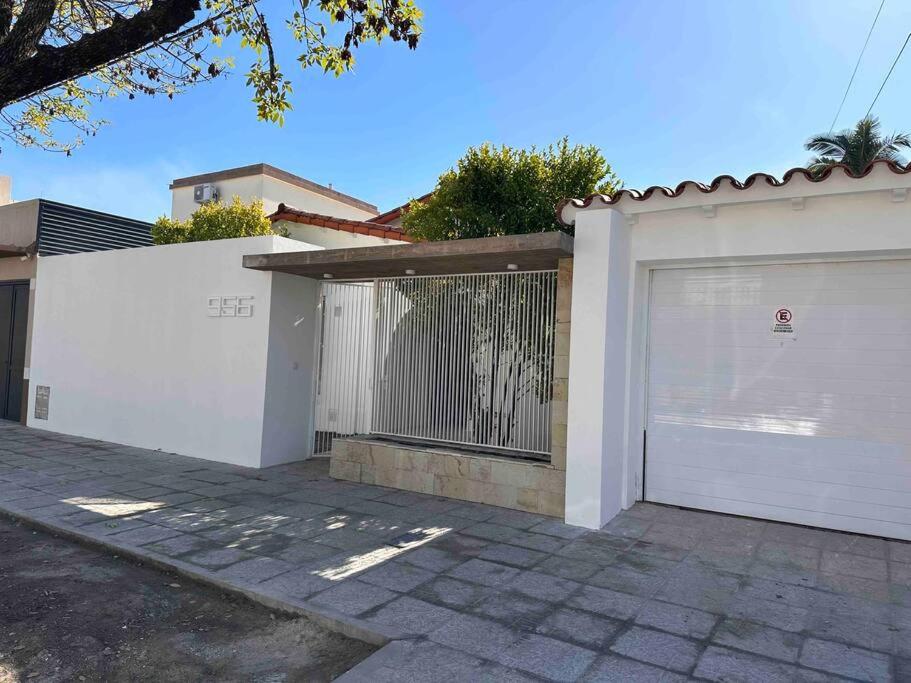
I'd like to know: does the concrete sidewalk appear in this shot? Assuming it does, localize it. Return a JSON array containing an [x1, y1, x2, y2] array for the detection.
[[0, 423, 908, 682]]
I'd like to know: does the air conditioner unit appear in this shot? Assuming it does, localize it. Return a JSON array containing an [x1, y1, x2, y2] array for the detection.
[[193, 183, 218, 204]]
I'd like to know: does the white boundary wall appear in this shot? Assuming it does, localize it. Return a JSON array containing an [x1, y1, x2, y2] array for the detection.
[[27, 235, 320, 468], [565, 165, 911, 528]]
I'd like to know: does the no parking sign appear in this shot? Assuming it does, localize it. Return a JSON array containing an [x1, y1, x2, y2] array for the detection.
[[771, 308, 797, 339]]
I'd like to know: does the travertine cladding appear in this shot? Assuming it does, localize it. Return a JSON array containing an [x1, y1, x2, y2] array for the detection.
[[551, 257, 572, 473], [330, 439, 566, 518]]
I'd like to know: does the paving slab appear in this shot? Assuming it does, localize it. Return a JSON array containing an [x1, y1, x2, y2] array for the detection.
[[359, 560, 436, 593], [1, 423, 910, 681], [470, 589, 553, 628], [581, 654, 688, 682], [634, 599, 718, 640], [501, 633, 597, 681], [694, 645, 802, 683], [711, 618, 802, 663], [799, 637, 893, 681], [610, 626, 702, 673], [535, 607, 624, 650]]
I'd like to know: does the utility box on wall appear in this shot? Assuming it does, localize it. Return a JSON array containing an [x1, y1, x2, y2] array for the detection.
[[26, 235, 321, 468]]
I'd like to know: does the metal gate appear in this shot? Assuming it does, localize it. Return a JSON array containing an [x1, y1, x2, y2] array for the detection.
[[313, 271, 557, 460]]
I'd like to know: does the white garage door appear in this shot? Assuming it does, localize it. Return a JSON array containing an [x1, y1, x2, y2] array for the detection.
[[645, 260, 911, 540]]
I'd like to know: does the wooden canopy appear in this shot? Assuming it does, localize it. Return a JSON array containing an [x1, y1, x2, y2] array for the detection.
[[243, 232, 573, 279]]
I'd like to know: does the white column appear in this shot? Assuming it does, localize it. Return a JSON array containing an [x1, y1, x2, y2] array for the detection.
[[564, 208, 631, 528]]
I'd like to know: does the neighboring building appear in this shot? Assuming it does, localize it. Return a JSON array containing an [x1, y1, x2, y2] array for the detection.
[[0, 188, 153, 424], [169, 163, 412, 247], [169, 163, 379, 222]]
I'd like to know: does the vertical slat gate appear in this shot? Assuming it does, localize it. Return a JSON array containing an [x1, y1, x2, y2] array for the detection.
[[313, 271, 557, 460]]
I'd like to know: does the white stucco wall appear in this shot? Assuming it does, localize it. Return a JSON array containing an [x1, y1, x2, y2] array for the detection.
[[171, 173, 376, 222], [565, 168, 911, 529], [26, 235, 322, 468], [260, 271, 320, 467]]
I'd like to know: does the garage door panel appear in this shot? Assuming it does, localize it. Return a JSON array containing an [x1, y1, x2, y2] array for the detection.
[[648, 421, 910, 459], [648, 475, 911, 527], [651, 265, 911, 290], [650, 343, 911, 370], [652, 263, 911, 287], [649, 372, 911, 398], [647, 489, 911, 541], [650, 314, 911, 336], [645, 261, 911, 539], [652, 328, 911, 351], [651, 303, 911, 323], [649, 352, 908, 380], [651, 286, 911, 308], [655, 399, 911, 436], [647, 434, 911, 482], [656, 479, 911, 538], [650, 406, 899, 435], [649, 461, 911, 508], [651, 384, 911, 416]]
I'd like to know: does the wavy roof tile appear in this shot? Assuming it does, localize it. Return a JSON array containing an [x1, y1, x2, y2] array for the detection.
[[558, 160, 911, 225], [270, 204, 412, 242]]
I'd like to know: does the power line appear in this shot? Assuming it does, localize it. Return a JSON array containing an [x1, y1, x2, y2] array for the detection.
[[865, 30, 911, 118], [829, 0, 885, 133]]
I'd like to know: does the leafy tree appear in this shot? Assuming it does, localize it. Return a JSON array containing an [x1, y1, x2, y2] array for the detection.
[[0, 0, 422, 153], [806, 116, 911, 177], [402, 137, 621, 240], [152, 196, 286, 244]]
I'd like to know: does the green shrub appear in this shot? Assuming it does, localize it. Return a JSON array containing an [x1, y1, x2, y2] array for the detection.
[[152, 196, 288, 245]]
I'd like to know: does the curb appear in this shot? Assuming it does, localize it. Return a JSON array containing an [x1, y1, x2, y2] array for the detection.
[[0, 503, 405, 650]]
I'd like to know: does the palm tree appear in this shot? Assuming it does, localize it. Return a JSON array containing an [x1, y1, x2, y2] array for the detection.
[[805, 116, 910, 176]]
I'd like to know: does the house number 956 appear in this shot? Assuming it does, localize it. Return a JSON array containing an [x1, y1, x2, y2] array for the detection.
[[207, 295, 254, 317]]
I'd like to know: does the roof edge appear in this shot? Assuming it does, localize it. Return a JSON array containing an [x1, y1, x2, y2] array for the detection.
[[370, 191, 433, 224], [170, 163, 378, 214], [270, 203, 412, 243], [557, 160, 911, 225]]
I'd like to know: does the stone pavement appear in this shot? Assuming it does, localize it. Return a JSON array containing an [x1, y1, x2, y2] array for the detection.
[[0, 423, 908, 682]]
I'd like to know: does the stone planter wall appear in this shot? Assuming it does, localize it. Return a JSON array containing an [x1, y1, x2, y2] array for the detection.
[[330, 438, 565, 517]]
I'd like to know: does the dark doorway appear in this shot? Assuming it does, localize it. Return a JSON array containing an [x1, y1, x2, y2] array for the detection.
[[0, 282, 28, 422]]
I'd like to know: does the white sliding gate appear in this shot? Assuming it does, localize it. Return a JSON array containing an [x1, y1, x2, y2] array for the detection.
[[313, 271, 557, 460]]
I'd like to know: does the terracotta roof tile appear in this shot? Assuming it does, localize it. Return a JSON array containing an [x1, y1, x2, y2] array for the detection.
[[370, 191, 433, 225], [269, 204, 413, 242], [557, 160, 911, 225]]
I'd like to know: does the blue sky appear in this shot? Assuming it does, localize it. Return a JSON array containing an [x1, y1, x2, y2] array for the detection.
[[2, 0, 910, 221]]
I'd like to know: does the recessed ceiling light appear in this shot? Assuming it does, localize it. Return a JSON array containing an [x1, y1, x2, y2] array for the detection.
[[323, 273, 334, 279], [506, 263, 519, 271], [405, 269, 416, 275]]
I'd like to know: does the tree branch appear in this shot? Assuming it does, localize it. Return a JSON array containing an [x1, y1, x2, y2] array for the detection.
[[0, 0, 201, 107], [0, 0, 56, 64], [0, 0, 13, 40]]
